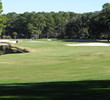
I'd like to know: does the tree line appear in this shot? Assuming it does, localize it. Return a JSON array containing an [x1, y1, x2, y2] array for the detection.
[[0, 2, 110, 40]]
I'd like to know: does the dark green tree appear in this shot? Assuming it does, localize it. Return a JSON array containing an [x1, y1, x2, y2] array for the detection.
[[0, 0, 7, 38], [100, 3, 110, 41], [12, 31, 17, 39]]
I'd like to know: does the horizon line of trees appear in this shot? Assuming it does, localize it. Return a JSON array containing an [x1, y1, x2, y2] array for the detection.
[[0, 3, 110, 40]]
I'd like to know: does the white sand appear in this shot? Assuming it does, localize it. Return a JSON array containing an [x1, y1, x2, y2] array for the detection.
[[66, 43, 110, 46], [0, 40, 17, 43]]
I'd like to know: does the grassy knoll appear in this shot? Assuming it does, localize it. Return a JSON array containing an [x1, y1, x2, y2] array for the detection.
[[0, 39, 110, 99]]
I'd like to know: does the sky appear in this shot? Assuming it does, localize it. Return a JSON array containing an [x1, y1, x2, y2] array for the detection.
[[2, 0, 110, 14]]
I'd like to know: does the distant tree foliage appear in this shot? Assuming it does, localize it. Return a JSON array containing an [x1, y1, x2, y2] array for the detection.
[[1, 3, 110, 40], [0, 0, 7, 38]]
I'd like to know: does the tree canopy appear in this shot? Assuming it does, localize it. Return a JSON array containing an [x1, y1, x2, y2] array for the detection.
[[0, 0, 7, 38], [1, 3, 110, 40]]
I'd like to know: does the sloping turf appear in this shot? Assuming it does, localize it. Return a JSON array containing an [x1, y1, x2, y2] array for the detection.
[[0, 39, 110, 99]]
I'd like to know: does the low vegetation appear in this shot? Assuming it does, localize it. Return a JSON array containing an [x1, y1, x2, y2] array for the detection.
[[0, 39, 110, 99], [1, 39, 110, 82]]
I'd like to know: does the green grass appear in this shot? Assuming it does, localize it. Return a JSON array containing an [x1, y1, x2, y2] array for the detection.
[[0, 40, 110, 83], [1, 39, 110, 99]]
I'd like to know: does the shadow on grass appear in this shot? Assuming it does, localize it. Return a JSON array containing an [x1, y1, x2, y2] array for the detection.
[[0, 80, 110, 100]]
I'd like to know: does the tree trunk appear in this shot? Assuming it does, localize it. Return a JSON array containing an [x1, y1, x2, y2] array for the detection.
[[107, 32, 110, 42]]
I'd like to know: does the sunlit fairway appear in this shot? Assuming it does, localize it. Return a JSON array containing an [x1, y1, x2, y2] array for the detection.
[[0, 39, 110, 83], [1, 39, 110, 99]]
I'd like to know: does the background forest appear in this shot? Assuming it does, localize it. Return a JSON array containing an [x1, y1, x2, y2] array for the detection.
[[0, 3, 110, 40]]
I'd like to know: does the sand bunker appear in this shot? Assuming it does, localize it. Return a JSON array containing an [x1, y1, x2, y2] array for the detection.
[[66, 43, 110, 46], [0, 40, 17, 43]]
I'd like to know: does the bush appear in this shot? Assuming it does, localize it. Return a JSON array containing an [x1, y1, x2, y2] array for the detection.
[[6, 35, 11, 39]]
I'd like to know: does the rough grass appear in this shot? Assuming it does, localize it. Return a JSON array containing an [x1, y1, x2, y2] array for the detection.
[[0, 39, 110, 99]]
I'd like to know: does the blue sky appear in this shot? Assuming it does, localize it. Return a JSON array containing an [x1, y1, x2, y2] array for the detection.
[[2, 0, 110, 14]]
